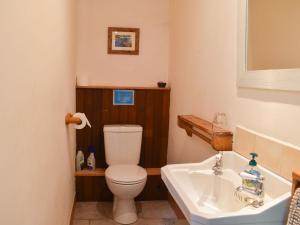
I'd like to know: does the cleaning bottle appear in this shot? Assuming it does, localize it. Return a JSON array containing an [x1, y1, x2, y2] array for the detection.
[[87, 145, 96, 170], [76, 150, 85, 171]]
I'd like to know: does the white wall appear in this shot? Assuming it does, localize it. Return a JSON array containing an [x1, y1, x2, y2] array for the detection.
[[0, 1, 76, 225], [168, 0, 300, 163], [76, 0, 169, 87]]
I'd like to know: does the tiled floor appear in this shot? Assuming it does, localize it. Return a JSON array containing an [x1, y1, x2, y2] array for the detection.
[[72, 201, 189, 225]]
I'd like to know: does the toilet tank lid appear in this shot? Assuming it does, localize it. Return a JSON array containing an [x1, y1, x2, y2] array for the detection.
[[103, 125, 143, 132]]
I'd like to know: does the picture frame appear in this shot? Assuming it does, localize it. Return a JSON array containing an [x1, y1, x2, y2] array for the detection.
[[107, 27, 140, 55], [113, 90, 135, 105]]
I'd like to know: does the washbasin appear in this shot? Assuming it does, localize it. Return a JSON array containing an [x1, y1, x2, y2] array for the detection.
[[189, 169, 245, 214], [161, 152, 291, 225]]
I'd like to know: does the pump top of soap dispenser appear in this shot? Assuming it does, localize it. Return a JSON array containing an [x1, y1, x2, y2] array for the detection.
[[249, 152, 258, 166], [246, 152, 262, 177], [88, 145, 95, 153]]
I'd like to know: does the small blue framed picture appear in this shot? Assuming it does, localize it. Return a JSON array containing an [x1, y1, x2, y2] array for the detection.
[[113, 90, 135, 105]]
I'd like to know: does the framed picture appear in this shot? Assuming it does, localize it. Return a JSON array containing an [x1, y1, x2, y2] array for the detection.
[[107, 27, 140, 55], [113, 90, 135, 105]]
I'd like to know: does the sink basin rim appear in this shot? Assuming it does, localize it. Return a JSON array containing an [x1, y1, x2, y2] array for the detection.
[[161, 152, 291, 225]]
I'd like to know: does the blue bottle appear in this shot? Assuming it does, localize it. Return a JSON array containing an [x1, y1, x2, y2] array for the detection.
[[87, 145, 96, 170]]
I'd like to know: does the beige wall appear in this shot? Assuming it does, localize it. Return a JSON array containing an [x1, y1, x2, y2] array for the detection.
[[0, 1, 76, 225], [248, 0, 300, 70], [168, 0, 300, 180], [76, 0, 170, 87]]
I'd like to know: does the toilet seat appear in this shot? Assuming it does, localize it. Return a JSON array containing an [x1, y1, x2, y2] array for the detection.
[[105, 165, 147, 185]]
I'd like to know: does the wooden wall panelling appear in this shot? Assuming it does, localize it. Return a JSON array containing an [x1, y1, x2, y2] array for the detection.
[[76, 175, 167, 202], [75, 168, 165, 201], [137, 175, 168, 201], [142, 91, 154, 167], [76, 88, 106, 168], [76, 88, 170, 168], [161, 91, 170, 165], [76, 177, 113, 201], [75, 87, 170, 201]]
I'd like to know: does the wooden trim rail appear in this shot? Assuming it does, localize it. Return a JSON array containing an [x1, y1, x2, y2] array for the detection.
[[76, 85, 171, 91], [178, 115, 233, 151], [75, 168, 161, 177], [292, 171, 300, 195], [65, 113, 82, 125]]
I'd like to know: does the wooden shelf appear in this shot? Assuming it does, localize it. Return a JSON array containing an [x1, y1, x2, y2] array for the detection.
[[77, 85, 170, 91], [292, 171, 300, 194], [75, 168, 105, 177], [145, 168, 161, 176], [178, 115, 233, 151], [75, 167, 161, 177]]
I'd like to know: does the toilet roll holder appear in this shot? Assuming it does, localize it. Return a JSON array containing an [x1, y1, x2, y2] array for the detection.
[[65, 113, 82, 125]]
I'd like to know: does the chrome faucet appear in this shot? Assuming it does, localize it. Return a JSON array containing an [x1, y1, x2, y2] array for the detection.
[[212, 152, 223, 175]]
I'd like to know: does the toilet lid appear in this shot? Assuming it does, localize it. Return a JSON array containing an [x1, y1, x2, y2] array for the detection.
[[105, 165, 147, 184]]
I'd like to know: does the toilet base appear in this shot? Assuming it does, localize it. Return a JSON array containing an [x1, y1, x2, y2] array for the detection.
[[113, 196, 138, 224]]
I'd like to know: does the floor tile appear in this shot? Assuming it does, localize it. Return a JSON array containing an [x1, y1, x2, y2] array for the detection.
[[162, 218, 178, 225], [140, 201, 177, 219], [174, 219, 189, 225], [90, 219, 118, 225], [90, 218, 175, 225], [74, 202, 113, 220], [72, 220, 90, 225], [135, 219, 173, 225], [73, 201, 183, 225], [135, 201, 144, 217]]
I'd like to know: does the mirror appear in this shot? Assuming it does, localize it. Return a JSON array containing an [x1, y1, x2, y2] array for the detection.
[[237, 0, 300, 91], [247, 0, 300, 70]]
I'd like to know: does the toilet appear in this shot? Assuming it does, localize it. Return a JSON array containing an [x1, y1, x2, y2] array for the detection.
[[103, 125, 147, 224]]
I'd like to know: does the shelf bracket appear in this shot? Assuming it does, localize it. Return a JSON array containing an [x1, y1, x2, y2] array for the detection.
[[178, 115, 233, 151]]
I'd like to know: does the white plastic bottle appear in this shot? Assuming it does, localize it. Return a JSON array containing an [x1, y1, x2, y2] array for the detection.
[[87, 145, 96, 170], [76, 151, 84, 171]]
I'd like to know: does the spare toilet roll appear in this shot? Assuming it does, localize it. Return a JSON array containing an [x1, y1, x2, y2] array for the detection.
[[73, 113, 91, 129]]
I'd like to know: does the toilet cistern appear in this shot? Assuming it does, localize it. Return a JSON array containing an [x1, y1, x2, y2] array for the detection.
[[103, 124, 147, 224]]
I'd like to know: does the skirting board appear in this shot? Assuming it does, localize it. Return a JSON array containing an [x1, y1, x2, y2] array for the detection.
[[69, 195, 76, 225]]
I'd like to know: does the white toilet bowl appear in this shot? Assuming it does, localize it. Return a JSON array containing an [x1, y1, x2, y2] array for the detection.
[[105, 164, 147, 224]]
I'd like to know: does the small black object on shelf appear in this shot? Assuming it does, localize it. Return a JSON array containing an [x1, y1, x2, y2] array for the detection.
[[157, 81, 167, 88]]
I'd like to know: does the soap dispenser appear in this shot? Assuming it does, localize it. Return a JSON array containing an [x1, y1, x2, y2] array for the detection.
[[239, 152, 264, 196], [245, 152, 261, 177]]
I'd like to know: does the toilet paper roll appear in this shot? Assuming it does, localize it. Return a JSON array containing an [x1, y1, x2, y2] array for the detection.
[[73, 113, 91, 130]]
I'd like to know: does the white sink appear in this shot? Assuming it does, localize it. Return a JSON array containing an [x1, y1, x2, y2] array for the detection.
[[161, 152, 291, 225]]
